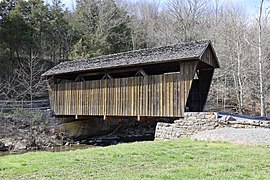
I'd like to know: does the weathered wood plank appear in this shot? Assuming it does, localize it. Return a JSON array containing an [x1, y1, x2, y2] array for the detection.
[[51, 69, 198, 117]]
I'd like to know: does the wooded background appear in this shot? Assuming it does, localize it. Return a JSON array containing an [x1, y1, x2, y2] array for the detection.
[[0, 0, 269, 116]]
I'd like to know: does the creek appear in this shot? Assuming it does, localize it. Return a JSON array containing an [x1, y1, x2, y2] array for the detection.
[[0, 133, 154, 157], [0, 144, 94, 157]]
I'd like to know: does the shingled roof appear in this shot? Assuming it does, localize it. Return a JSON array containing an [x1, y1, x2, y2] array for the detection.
[[42, 40, 217, 76]]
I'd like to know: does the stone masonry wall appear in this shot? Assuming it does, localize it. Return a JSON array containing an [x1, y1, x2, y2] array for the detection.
[[155, 112, 270, 140], [155, 112, 218, 140]]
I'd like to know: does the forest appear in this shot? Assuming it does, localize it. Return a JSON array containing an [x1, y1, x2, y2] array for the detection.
[[0, 0, 269, 116]]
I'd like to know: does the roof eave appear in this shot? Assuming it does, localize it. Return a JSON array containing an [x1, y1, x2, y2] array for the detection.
[[42, 57, 201, 77]]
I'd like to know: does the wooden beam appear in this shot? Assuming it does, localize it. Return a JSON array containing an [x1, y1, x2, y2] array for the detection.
[[74, 67, 141, 78], [102, 73, 113, 80], [194, 70, 199, 79], [135, 68, 148, 76], [107, 74, 113, 79], [54, 78, 62, 84], [78, 71, 103, 78], [75, 75, 81, 82]]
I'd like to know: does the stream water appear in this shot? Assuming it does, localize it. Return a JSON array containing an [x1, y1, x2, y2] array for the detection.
[[0, 144, 94, 157], [0, 134, 155, 157], [0, 125, 156, 157]]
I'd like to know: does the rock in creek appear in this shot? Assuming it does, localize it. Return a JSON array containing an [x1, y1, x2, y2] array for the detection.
[[0, 141, 8, 151], [13, 140, 27, 151]]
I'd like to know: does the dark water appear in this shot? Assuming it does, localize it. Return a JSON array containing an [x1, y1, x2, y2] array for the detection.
[[44, 144, 95, 152], [0, 144, 94, 157], [80, 134, 154, 146], [0, 151, 11, 156], [0, 134, 155, 157]]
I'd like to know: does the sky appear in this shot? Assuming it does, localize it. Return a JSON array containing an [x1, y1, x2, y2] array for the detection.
[[0, 0, 265, 16], [220, 0, 264, 16], [54, 0, 265, 16], [45, 0, 76, 10]]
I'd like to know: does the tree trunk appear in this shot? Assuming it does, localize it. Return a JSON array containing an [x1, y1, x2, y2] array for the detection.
[[258, 0, 266, 116]]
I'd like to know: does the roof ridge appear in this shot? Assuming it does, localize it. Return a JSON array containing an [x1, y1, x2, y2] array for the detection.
[[67, 39, 210, 63], [42, 40, 212, 76]]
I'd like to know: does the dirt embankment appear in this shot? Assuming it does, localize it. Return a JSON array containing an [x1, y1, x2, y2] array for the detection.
[[0, 111, 173, 151], [0, 111, 70, 152]]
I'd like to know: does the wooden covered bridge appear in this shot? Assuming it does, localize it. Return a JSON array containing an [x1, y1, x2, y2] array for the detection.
[[43, 40, 219, 120]]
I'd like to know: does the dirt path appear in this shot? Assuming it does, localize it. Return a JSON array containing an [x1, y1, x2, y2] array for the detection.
[[192, 128, 270, 146]]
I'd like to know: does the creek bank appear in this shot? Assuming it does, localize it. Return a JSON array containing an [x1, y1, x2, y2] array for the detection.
[[0, 141, 8, 151], [75, 119, 163, 146], [0, 111, 72, 152], [60, 116, 173, 140], [79, 134, 154, 146], [0, 111, 172, 152]]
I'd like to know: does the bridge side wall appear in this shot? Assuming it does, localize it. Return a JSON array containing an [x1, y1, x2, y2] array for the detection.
[[49, 61, 197, 118]]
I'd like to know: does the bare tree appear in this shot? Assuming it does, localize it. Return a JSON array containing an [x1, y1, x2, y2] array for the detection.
[[165, 0, 208, 41], [257, 0, 266, 116], [126, 0, 161, 49], [205, 3, 260, 114], [14, 53, 47, 103]]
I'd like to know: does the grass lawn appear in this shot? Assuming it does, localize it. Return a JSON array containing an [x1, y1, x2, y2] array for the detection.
[[1, 139, 270, 179]]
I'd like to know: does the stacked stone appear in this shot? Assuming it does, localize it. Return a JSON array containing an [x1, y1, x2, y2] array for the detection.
[[219, 116, 270, 129], [155, 123, 190, 139], [155, 112, 270, 140], [175, 112, 219, 132], [155, 112, 219, 140]]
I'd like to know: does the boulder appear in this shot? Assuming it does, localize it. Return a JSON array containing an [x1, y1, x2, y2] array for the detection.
[[0, 141, 7, 151], [226, 115, 237, 122], [13, 140, 27, 151], [53, 139, 63, 146]]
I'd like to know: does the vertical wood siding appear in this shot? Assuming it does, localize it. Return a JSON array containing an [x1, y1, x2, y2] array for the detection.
[[201, 47, 219, 68], [50, 61, 197, 117]]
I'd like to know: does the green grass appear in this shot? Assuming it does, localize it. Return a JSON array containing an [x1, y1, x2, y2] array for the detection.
[[1, 139, 270, 179]]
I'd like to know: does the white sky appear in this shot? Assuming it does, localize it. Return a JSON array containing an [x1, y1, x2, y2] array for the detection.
[[220, 0, 268, 16], [0, 0, 268, 16], [58, 0, 266, 15]]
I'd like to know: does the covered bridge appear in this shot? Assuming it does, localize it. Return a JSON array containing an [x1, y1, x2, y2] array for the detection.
[[43, 40, 219, 120]]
